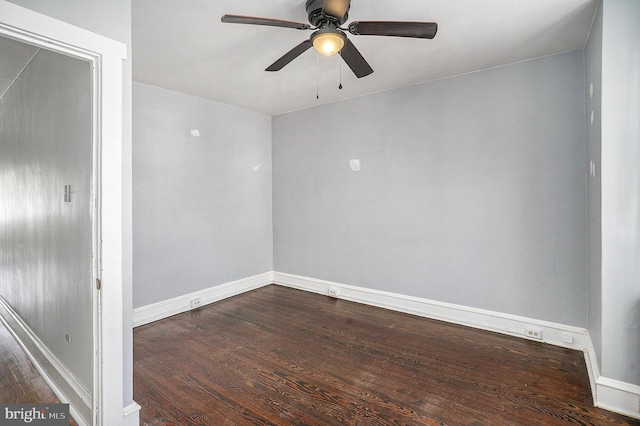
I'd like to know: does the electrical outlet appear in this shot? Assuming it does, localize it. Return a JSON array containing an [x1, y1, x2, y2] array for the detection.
[[328, 287, 340, 298], [525, 326, 543, 340], [562, 334, 574, 345], [190, 298, 201, 309]]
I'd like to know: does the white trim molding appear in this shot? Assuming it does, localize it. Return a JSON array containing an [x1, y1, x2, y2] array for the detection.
[[0, 297, 91, 426], [584, 330, 600, 404], [123, 402, 142, 426], [272, 272, 588, 350], [133, 272, 274, 327], [596, 377, 640, 419], [584, 332, 640, 420]]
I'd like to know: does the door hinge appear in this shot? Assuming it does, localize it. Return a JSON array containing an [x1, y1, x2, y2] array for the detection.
[[96, 278, 101, 290]]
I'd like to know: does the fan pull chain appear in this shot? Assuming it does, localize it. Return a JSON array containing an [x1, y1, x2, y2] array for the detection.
[[339, 52, 343, 90], [316, 52, 319, 100]]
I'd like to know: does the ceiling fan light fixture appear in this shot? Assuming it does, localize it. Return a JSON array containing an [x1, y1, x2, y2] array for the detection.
[[311, 30, 346, 56]]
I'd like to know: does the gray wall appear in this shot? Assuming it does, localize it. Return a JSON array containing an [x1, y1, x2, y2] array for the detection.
[[273, 50, 588, 327], [0, 49, 93, 391], [7, 0, 136, 403], [133, 83, 273, 307], [585, 0, 603, 372], [600, 0, 640, 386]]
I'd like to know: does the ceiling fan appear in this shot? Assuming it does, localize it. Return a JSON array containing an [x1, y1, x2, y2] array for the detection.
[[221, 0, 438, 78]]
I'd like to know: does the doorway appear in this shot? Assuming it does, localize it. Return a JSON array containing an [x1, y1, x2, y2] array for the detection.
[[0, 33, 96, 418], [0, 2, 129, 425], [0, 33, 94, 423]]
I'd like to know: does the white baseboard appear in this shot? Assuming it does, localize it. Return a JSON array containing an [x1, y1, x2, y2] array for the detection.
[[273, 272, 640, 420], [133, 272, 273, 327], [596, 377, 640, 419], [584, 332, 640, 419], [0, 297, 92, 426], [272, 272, 587, 350], [123, 401, 141, 426], [584, 330, 600, 404]]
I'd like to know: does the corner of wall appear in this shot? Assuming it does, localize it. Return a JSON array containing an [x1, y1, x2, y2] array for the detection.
[[584, 328, 640, 419], [133, 272, 274, 327]]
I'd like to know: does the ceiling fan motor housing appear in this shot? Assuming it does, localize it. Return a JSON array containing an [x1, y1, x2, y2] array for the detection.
[[305, 0, 349, 26]]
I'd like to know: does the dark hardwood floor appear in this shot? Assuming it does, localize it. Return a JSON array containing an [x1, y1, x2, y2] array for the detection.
[[0, 320, 77, 426], [134, 285, 639, 425]]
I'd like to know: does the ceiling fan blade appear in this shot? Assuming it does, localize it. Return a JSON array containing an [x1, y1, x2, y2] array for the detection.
[[221, 14, 312, 30], [266, 39, 313, 71], [322, 0, 351, 19], [340, 39, 373, 78], [348, 21, 438, 39]]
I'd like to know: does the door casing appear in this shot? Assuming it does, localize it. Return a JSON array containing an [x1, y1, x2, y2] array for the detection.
[[0, 2, 130, 424]]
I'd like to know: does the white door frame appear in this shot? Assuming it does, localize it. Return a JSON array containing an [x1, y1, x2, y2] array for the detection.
[[0, 2, 129, 425]]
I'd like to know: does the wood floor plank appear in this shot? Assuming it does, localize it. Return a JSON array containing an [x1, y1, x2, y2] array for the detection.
[[134, 285, 639, 425]]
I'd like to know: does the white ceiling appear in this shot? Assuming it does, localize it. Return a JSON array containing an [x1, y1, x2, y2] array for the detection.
[[132, 0, 598, 116]]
